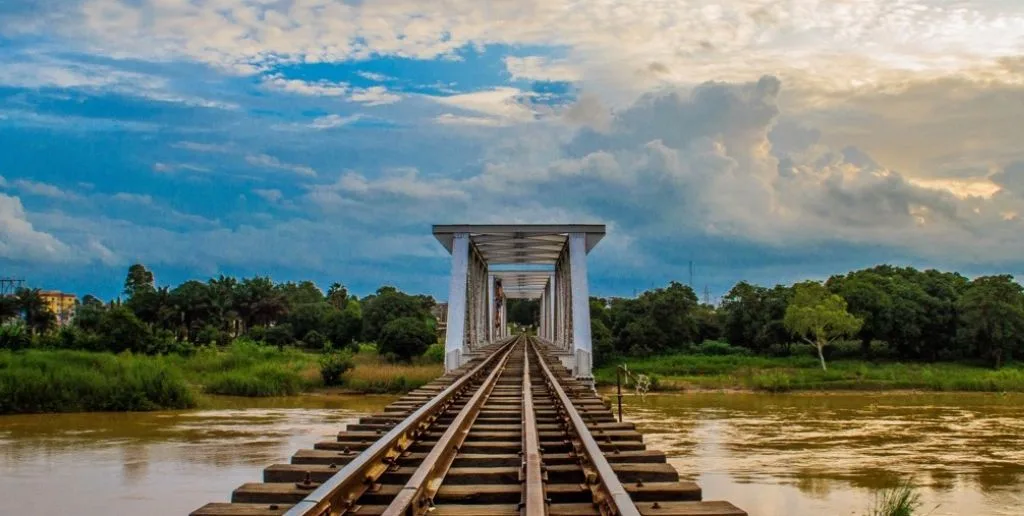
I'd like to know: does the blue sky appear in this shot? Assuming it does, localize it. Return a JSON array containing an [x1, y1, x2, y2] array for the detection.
[[1, 0, 1024, 302]]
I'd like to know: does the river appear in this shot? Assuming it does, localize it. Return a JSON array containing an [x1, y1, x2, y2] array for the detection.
[[1, 392, 1021, 515]]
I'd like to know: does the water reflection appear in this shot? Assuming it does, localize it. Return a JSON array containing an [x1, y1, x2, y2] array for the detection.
[[0, 394, 396, 515], [614, 391, 1024, 515]]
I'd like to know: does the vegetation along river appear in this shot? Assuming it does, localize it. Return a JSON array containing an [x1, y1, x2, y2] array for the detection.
[[1, 392, 1022, 515]]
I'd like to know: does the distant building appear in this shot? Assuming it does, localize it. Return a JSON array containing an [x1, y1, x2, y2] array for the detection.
[[40, 291, 77, 327]]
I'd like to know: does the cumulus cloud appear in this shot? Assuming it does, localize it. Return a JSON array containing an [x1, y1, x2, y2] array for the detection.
[[0, 193, 74, 262], [310, 76, 1024, 266]]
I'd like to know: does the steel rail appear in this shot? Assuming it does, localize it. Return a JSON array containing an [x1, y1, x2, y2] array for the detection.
[[528, 338, 642, 516], [520, 340, 547, 516], [382, 336, 519, 515], [283, 337, 519, 516]]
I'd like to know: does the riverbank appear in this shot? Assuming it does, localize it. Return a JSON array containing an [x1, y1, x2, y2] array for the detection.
[[594, 353, 1024, 393], [0, 342, 442, 414]]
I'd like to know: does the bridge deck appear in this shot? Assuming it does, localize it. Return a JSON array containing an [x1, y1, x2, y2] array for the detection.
[[191, 337, 746, 516]]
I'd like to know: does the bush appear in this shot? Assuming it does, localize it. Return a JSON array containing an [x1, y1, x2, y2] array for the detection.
[[303, 330, 326, 350], [750, 371, 792, 392], [319, 351, 354, 386], [693, 340, 751, 356], [379, 317, 435, 361], [248, 326, 267, 342], [0, 323, 32, 351], [423, 343, 445, 364], [264, 324, 294, 349]]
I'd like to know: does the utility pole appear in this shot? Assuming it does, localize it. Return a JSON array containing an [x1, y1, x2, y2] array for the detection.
[[704, 286, 711, 305]]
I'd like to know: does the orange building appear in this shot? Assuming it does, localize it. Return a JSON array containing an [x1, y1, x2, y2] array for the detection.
[[40, 291, 77, 327]]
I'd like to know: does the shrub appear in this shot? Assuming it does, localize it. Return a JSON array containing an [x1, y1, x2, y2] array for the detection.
[[303, 330, 326, 350], [693, 340, 751, 356], [379, 317, 435, 361], [423, 343, 445, 364], [0, 323, 31, 351], [248, 326, 267, 342], [264, 324, 294, 349], [751, 371, 792, 392], [866, 481, 922, 516], [319, 351, 354, 386]]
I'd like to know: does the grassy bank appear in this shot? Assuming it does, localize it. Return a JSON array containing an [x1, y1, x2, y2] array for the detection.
[[0, 341, 444, 414], [0, 350, 196, 414], [341, 346, 442, 393], [595, 353, 1024, 393]]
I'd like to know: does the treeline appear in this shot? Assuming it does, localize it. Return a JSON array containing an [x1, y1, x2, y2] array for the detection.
[[0, 264, 439, 361], [592, 265, 1024, 369]]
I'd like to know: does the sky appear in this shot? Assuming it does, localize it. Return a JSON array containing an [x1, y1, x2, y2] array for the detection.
[[1, 0, 1024, 302]]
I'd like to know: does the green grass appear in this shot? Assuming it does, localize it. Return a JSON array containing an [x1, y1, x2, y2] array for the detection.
[[867, 482, 922, 516], [0, 339, 444, 413], [0, 349, 196, 414], [168, 339, 322, 397], [596, 353, 1024, 393]]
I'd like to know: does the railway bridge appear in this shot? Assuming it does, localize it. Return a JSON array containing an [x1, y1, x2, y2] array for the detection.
[[192, 225, 747, 516]]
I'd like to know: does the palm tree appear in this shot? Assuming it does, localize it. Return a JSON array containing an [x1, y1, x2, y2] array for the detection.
[[15, 288, 55, 335]]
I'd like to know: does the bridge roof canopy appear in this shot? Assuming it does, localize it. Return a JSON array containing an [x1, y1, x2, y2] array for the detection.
[[432, 224, 606, 266]]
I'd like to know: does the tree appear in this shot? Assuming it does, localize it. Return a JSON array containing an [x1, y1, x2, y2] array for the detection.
[[827, 271, 893, 357], [379, 317, 435, 361], [171, 280, 214, 342], [237, 277, 288, 331], [327, 282, 349, 309], [325, 301, 363, 349], [287, 302, 334, 345], [362, 287, 429, 342], [123, 264, 155, 298], [784, 282, 864, 371], [0, 296, 20, 323], [507, 299, 540, 326], [16, 288, 56, 335], [277, 281, 324, 306], [81, 294, 104, 307], [721, 282, 791, 353], [957, 275, 1024, 369], [97, 306, 152, 353]]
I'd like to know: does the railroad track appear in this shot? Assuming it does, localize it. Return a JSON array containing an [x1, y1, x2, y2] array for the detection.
[[192, 336, 746, 516]]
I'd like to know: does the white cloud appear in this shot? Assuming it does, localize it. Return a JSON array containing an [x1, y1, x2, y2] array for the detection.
[[309, 114, 362, 129], [30, 0, 1020, 102], [12, 179, 80, 200], [357, 71, 392, 82], [0, 193, 74, 262], [245, 154, 317, 177], [0, 57, 237, 109], [349, 86, 401, 106], [172, 141, 232, 153], [504, 56, 580, 82], [253, 188, 283, 202], [112, 192, 154, 205], [429, 87, 538, 126], [261, 74, 348, 96]]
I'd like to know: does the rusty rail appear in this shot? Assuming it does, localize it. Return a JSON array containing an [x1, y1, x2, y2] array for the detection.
[[520, 341, 546, 515], [529, 338, 642, 516], [382, 337, 519, 515], [282, 337, 519, 516]]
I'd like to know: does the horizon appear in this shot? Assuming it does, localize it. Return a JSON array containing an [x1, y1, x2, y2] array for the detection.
[[2, 1, 1023, 308]]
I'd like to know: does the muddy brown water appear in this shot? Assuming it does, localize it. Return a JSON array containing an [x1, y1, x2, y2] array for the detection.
[[1, 392, 1022, 515]]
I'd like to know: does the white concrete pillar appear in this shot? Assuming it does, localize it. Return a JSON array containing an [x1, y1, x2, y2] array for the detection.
[[491, 274, 499, 341], [539, 291, 546, 341], [444, 233, 469, 372], [501, 300, 507, 337], [569, 233, 593, 379], [548, 273, 555, 341]]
